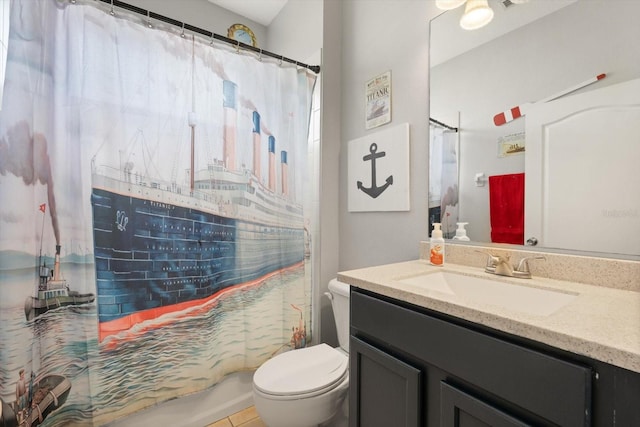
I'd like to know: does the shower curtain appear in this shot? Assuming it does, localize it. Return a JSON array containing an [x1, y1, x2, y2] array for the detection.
[[0, 1, 316, 425], [428, 125, 458, 238]]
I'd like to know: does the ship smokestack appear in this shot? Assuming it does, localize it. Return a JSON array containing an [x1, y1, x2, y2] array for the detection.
[[54, 244, 61, 281], [223, 80, 237, 171], [268, 136, 276, 192], [281, 151, 288, 196], [252, 111, 261, 178]]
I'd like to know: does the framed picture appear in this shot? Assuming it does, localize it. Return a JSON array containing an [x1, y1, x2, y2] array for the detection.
[[348, 123, 410, 212], [228, 23, 257, 47], [365, 71, 391, 130], [498, 132, 525, 157]]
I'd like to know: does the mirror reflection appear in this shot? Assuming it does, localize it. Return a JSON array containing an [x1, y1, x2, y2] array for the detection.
[[429, 0, 640, 257]]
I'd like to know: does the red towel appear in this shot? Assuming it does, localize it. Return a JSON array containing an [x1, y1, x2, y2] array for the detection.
[[488, 173, 524, 244]]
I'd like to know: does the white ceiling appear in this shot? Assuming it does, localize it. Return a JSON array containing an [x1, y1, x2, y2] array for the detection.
[[207, 0, 288, 26]]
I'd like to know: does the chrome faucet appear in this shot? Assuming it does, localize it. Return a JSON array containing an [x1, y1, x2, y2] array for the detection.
[[477, 251, 545, 279]]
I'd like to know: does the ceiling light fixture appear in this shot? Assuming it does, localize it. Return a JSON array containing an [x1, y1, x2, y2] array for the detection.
[[435, 0, 466, 10], [436, 0, 495, 31], [460, 0, 494, 30]]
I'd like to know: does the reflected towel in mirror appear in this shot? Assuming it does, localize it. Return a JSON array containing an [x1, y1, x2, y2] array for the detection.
[[489, 173, 524, 244]]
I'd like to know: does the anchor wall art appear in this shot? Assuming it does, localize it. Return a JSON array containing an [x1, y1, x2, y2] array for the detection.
[[348, 123, 410, 212]]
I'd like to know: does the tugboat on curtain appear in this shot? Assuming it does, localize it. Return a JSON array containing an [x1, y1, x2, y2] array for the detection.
[[0, 0, 316, 425]]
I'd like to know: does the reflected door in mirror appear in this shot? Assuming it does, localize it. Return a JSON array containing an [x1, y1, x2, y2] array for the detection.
[[525, 78, 640, 256]]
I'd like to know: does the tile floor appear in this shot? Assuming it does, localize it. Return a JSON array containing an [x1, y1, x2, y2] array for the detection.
[[207, 406, 265, 427]]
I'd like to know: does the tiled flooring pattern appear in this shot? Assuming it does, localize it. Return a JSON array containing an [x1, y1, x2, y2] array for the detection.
[[207, 406, 265, 427]]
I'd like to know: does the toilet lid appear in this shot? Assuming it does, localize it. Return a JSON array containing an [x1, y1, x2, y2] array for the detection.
[[254, 343, 348, 396]]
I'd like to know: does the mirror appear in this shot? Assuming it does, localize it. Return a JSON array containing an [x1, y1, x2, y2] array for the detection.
[[429, 0, 640, 258]]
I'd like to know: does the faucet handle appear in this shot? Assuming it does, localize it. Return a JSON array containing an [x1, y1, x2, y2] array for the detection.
[[514, 256, 546, 278], [475, 250, 509, 274], [475, 250, 498, 268]]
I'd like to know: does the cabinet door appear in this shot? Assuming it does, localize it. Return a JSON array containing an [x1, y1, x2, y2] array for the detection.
[[440, 382, 531, 427], [350, 336, 422, 427]]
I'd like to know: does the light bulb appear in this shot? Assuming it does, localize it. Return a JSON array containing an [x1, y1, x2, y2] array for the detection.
[[435, 0, 466, 11], [460, 0, 494, 30]]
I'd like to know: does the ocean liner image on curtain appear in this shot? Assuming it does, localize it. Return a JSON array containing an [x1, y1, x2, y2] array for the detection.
[[91, 75, 309, 341]]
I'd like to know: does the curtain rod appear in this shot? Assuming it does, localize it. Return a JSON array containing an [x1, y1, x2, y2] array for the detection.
[[429, 117, 458, 132], [91, 0, 321, 74]]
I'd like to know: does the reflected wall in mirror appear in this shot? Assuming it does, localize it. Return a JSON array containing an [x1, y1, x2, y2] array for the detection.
[[429, 0, 640, 257]]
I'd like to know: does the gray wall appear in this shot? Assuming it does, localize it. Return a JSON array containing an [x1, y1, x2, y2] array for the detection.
[[266, 0, 322, 60], [339, 0, 440, 271]]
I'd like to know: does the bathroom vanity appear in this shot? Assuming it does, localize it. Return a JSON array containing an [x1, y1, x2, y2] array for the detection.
[[339, 247, 640, 427]]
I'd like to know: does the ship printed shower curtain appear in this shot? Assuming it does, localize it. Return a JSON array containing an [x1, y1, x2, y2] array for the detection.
[[0, 0, 316, 425]]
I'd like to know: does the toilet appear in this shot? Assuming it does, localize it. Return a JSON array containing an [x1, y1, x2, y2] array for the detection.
[[252, 279, 350, 427]]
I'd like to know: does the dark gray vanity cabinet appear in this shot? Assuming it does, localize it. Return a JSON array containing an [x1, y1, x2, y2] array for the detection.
[[349, 288, 640, 427]]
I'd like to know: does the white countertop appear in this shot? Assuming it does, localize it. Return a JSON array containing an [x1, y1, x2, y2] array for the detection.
[[338, 260, 640, 373]]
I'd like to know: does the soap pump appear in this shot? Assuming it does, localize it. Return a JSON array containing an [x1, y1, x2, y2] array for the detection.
[[452, 222, 470, 241], [430, 223, 445, 266]]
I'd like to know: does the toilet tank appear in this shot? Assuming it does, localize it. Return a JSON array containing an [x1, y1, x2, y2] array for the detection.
[[328, 279, 350, 352]]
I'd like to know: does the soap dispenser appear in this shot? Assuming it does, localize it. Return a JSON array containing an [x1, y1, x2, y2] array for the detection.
[[452, 222, 470, 241], [430, 223, 445, 266]]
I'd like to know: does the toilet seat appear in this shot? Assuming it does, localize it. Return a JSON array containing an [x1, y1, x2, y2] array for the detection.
[[253, 343, 348, 399]]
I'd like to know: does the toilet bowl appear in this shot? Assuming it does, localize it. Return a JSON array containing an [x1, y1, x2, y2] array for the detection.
[[252, 279, 350, 427]]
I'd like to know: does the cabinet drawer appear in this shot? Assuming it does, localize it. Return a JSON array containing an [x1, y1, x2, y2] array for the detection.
[[351, 290, 592, 427]]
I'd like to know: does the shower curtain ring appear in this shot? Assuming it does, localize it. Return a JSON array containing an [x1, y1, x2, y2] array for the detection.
[[147, 10, 152, 28], [109, 0, 115, 15], [258, 49, 263, 61], [279, 55, 284, 66], [181, 23, 186, 38], [209, 33, 215, 45], [236, 40, 241, 53]]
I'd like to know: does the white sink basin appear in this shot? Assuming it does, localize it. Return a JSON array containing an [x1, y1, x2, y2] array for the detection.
[[396, 271, 578, 316]]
